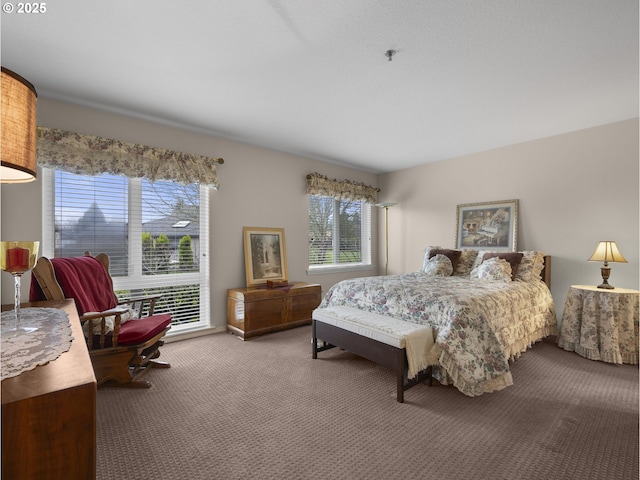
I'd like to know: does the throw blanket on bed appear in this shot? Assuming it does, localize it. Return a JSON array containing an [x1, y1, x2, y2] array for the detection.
[[319, 272, 557, 396]]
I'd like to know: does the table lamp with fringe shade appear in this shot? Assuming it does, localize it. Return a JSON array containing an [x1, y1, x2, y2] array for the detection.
[[588, 241, 627, 289]]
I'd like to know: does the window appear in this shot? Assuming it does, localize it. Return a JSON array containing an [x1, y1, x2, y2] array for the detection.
[[308, 195, 371, 272], [42, 168, 210, 333]]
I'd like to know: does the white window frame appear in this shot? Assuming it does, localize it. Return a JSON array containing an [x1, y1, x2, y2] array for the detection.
[[41, 168, 210, 334], [307, 196, 372, 275]]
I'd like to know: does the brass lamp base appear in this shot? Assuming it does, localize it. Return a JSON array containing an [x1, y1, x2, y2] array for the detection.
[[597, 266, 615, 289]]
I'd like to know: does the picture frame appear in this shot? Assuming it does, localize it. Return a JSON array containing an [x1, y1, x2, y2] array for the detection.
[[243, 227, 288, 287], [455, 199, 519, 251]]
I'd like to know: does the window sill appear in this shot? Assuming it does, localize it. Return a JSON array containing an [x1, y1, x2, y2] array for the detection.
[[307, 264, 375, 275]]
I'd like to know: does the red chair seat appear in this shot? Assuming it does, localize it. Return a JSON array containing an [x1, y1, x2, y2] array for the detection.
[[118, 314, 172, 345]]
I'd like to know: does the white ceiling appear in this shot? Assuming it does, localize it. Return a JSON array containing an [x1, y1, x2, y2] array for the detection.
[[1, 1, 637, 173]]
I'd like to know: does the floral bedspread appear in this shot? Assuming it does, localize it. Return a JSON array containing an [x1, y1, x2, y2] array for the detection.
[[319, 272, 557, 396]]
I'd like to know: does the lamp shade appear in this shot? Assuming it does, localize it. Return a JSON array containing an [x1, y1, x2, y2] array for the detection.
[[588, 241, 628, 264], [1, 67, 37, 183]]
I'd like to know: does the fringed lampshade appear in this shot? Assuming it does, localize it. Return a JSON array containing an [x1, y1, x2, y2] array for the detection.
[[1, 67, 38, 183]]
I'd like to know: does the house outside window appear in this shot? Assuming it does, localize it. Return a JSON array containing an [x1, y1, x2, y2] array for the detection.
[[308, 195, 371, 273], [41, 168, 210, 333]]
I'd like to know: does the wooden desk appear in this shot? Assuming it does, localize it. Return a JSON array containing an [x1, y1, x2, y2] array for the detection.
[[2, 299, 97, 479]]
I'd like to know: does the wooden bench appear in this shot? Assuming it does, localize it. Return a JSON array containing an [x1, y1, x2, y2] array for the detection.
[[312, 306, 434, 403]]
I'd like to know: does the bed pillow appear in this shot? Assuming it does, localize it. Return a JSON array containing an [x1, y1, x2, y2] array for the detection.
[[422, 246, 446, 272], [482, 252, 523, 280], [514, 251, 546, 282], [471, 251, 523, 280], [427, 248, 461, 273], [453, 249, 478, 276], [472, 257, 513, 283], [422, 246, 436, 272], [423, 254, 454, 276], [471, 250, 492, 270]]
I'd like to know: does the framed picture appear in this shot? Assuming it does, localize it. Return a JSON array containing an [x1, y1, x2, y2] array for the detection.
[[455, 199, 519, 251], [243, 227, 288, 286]]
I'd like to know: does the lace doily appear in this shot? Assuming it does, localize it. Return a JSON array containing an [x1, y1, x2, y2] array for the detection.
[[1, 308, 74, 380]]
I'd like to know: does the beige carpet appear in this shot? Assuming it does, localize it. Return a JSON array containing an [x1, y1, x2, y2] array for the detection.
[[96, 326, 639, 480]]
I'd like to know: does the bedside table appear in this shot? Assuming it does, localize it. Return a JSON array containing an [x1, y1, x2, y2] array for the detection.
[[226, 282, 321, 340], [557, 285, 639, 364]]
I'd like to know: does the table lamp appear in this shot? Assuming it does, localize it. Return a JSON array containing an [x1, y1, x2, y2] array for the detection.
[[588, 241, 627, 289]]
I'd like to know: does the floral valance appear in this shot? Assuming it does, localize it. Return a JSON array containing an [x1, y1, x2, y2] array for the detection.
[[37, 127, 224, 189], [306, 172, 379, 204]]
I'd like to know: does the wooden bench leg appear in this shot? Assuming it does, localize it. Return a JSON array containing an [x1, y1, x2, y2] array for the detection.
[[398, 366, 433, 402], [312, 320, 318, 359], [312, 320, 336, 358], [396, 348, 405, 403], [397, 371, 405, 403]]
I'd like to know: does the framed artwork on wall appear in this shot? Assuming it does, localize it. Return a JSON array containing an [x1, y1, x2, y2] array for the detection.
[[455, 199, 519, 251], [243, 226, 288, 286]]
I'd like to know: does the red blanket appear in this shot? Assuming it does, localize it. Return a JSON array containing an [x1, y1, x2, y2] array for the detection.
[[30, 256, 118, 316]]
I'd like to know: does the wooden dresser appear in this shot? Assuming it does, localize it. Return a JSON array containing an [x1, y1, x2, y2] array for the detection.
[[227, 282, 321, 339], [1, 299, 97, 480]]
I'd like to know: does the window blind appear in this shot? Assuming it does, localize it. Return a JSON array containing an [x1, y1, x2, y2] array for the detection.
[[42, 168, 211, 331], [308, 195, 371, 269]]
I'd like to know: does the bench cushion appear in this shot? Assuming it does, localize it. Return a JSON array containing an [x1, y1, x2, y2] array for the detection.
[[313, 306, 436, 378]]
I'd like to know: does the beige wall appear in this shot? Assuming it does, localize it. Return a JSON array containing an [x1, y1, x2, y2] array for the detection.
[[0, 99, 379, 332], [2, 99, 637, 331], [377, 118, 639, 321]]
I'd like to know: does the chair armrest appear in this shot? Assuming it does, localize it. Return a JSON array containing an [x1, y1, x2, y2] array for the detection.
[[80, 307, 129, 321], [117, 295, 163, 316], [80, 308, 129, 349]]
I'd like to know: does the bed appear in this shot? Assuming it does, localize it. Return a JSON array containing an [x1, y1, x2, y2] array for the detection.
[[312, 248, 557, 397]]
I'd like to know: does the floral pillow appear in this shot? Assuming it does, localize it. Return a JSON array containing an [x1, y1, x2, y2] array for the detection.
[[471, 251, 523, 280], [423, 254, 454, 276], [472, 257, 513, 283], [422, 246, 469, 274], [514, 251, 546, 282], [422, 246, 444, 271], [453, 249, 478, 276]]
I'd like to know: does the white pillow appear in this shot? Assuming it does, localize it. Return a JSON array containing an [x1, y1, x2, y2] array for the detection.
[[472, 257, 512, 283], [423, 254, 454, 276], [421, 246, 442, 272]]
